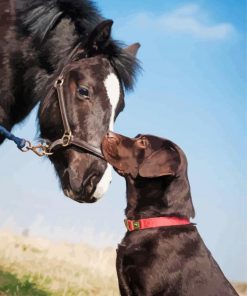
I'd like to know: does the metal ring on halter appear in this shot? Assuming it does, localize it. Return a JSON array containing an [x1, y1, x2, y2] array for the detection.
[[62, 132, 72, 147], [54, 77, 64, 88]]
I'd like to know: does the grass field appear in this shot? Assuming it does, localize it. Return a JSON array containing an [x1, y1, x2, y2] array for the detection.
[[0, 230, 246, 296]]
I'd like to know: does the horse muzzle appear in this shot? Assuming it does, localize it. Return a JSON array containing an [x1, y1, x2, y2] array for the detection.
[[62, 158, 110, 203]]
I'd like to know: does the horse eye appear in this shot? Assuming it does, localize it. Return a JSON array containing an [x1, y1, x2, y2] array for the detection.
[[77, 85, 90, 99]]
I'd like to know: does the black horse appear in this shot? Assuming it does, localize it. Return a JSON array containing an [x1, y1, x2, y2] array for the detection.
[[0, 0, 140, 203]]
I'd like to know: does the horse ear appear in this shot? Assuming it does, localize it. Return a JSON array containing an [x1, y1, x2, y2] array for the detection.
[[87, 20, 113, 51], [123, 43, 141, 57], [139, 147, 180, 178]]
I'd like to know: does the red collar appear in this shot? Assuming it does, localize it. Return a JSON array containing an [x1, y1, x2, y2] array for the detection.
[[125, 216, 191, 231]]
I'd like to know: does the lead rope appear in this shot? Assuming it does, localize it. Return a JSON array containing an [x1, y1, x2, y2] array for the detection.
[[0, 125, 26, 150], [0, 124, 52, 157]]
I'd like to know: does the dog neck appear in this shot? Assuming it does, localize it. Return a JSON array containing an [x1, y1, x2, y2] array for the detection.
[[124, 175, 195, 220]]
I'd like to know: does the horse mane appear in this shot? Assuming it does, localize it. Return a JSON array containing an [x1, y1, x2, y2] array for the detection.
[[106, 41, 141, 91], [16, 0, 140, 91]]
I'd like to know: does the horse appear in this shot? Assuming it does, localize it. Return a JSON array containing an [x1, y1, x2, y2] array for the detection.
[[0, 0, 140, 203]]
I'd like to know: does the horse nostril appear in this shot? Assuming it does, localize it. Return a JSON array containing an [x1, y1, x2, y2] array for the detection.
[[82, 173, 98, 196], [83, 173, 95, 188]]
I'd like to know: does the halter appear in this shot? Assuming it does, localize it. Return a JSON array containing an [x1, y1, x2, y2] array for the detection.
[[22, 45, 104, 159]]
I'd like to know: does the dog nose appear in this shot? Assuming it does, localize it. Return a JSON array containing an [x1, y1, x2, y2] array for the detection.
[[107, 131, 116, 138]]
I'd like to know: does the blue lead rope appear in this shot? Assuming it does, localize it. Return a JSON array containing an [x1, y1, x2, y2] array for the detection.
[[0, 125, 26, 150]]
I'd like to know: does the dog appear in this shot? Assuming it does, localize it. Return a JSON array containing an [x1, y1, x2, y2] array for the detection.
[[101, 132, 238, 296]]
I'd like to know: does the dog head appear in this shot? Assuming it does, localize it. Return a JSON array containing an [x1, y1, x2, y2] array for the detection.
[[102, 132, 185, 178], [102, 132, 195, 218]]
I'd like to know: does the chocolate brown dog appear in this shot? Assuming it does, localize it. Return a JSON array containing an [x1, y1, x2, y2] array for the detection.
[[101, 132, 238, 296]]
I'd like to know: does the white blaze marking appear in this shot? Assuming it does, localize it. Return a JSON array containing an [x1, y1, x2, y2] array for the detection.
[[93, 72, 121, 200], [104, 72, 120, 131]]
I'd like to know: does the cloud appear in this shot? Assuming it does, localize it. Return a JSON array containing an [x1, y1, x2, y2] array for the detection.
[[129, 4, 235, 41]]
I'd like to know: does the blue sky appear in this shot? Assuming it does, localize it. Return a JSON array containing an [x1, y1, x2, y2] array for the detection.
[[0, 1, 246, 282]]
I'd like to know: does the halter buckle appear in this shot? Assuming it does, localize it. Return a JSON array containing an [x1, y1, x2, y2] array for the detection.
[[133, 221, 140, 230], [62, 132, 72, 147]]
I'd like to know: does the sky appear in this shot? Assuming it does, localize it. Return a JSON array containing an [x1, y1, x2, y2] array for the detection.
[[0, 0, 246, 282]]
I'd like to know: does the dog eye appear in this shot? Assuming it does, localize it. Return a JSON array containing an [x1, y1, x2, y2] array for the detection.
[[77, 85, 90, 99]]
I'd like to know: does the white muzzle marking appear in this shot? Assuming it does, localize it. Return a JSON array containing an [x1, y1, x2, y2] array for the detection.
[[93, 164, 112, 199], [93, 72, 120, 200]]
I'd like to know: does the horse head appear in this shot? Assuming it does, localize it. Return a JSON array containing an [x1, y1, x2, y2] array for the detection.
[[39, 20, 140, 203]]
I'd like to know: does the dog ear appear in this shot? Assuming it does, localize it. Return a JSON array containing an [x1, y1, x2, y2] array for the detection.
[[139, 147, 180, 178], [86, 20, 113, 52], [165, 173, 195, 218]]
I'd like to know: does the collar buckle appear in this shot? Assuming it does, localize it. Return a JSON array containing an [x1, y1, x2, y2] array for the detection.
[[124, 219, 140, 231], [133, 220, 140, 230]]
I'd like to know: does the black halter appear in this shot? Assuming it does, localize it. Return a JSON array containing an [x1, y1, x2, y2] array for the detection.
[[42, 45, 104, 160]]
